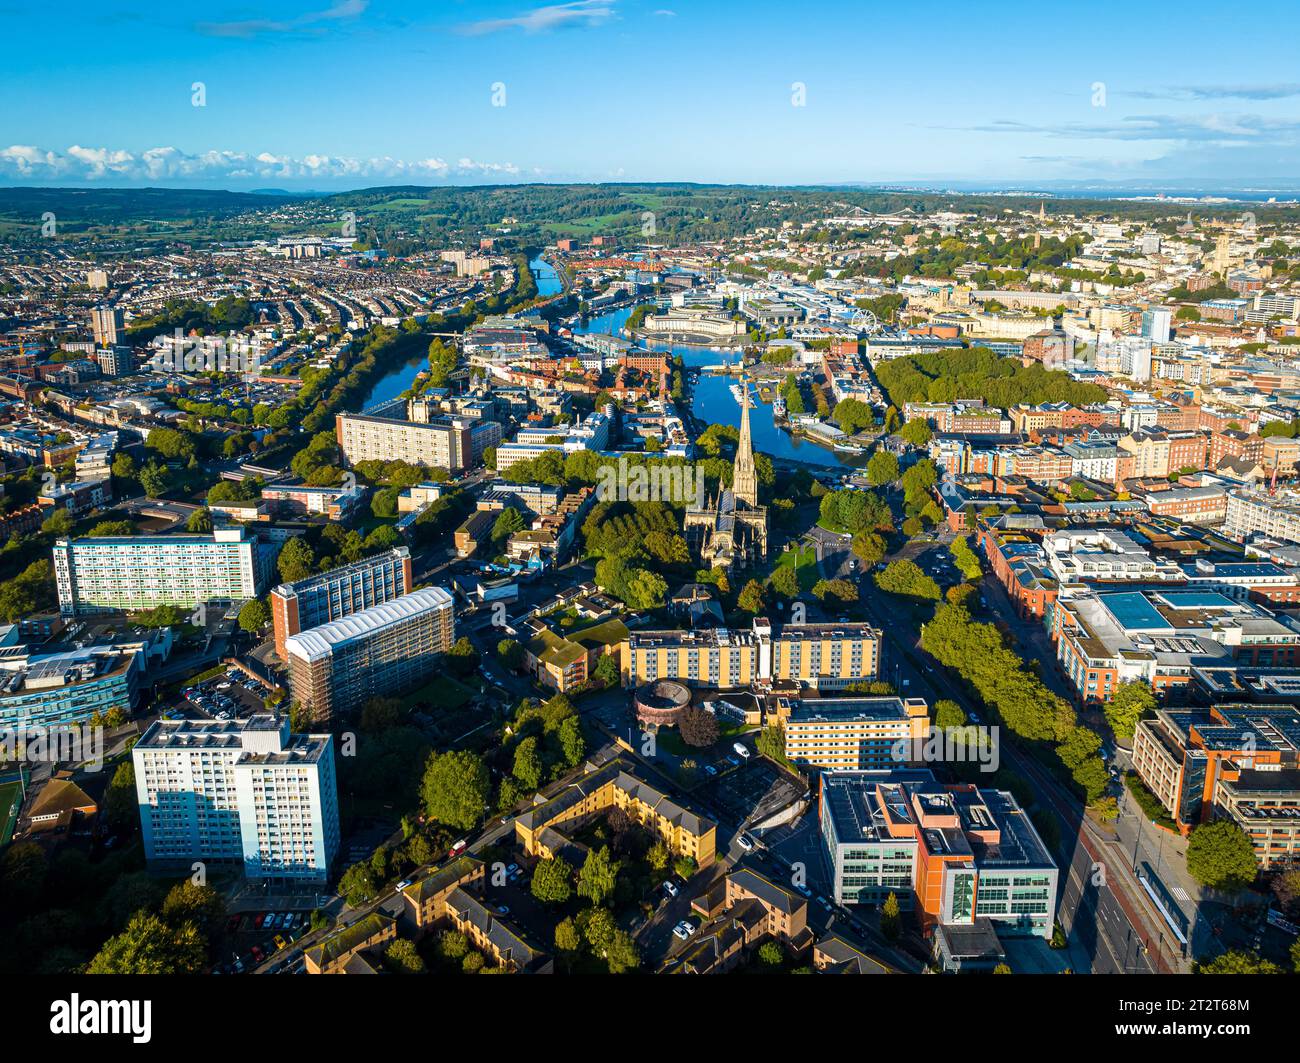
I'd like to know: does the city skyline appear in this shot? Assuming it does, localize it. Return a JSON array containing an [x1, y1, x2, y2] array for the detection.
[[6, 0, 1300, 191]]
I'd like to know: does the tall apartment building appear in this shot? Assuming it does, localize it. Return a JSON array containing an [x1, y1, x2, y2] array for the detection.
[[621, 619, 881, 691], [284, 586, 455, 723], [270, 547, 413, 660], [776, 695, 930, 771], [90, 305, 123, 347], [95, 345, 135, 377], [818, 769, 1057, 940], [53, 527, 273, 616], [335, 412, 501, 472], [133, 715, 339, 883]]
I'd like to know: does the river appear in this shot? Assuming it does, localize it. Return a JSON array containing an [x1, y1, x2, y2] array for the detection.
[[361, 255, 564, 409], [574, 305, 857, 469], [360, 263, 857, 469]]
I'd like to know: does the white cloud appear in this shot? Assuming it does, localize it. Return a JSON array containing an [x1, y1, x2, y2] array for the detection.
[[0, 144, 524, 183], [197, 0, 368, 40], [458, 0, 615, 36]]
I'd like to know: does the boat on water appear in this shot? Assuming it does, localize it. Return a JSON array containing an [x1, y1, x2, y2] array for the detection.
[[729, 383, 746, 403], [773, 393, 787, 417], [834, 442, 863, 453]]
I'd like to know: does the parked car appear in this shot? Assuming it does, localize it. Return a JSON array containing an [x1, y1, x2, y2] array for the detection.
[[733, 742, 751, 760], [704, 764, 718, 777], [736, 834, 754, 852], [662, 880, 679, 898], [396, 878, 413, 891]]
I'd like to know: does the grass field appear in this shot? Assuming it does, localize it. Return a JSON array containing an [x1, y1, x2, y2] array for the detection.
[[402, 674, 478, 711], [773, 544, 819, 591], [0, 780, 22, 846]]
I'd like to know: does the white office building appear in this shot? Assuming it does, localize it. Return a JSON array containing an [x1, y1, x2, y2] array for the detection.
[[133, 715, 339, 883]]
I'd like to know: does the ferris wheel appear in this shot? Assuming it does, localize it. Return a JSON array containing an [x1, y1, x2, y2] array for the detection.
[[850, 308, 881, 335]]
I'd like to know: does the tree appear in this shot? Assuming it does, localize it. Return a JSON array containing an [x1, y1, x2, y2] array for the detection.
[[277, 536, 315, 582], [86, 912, 207, 974], [338, 862, 378, 907], [437, 929, 469, 961], [530, 857, 573, 905], [421, 749, 491, 832], [577, 846, 618, 906], [677, 707, 721, 748], [866, 450, 900, 486], [512, 736, 543, 791], [383, 938, 426, 974], [237, 598, 270, 634], [446, 636, 480, 678], [606, 929, 641, 974], [771, 562, 800, 599], [881, 891, 901, 942], [186, 508, 213, 533], [497, 638, 525, 670], [1195, 950, 1282, 974], [851, 531, 887, 567], [833, 397, 875, 434], [647, 841, 670, 872], [757, 940, 784, 966], [875, 559, 940, 601], [160, 881, 225, 935], [898, 419, 932, 447], [738, 578, 766, 614], [554, 917, 581, 959], [1104, 681, 1156, 743], [1186, 820, 1258, 892], [935, 699, 966, 730], [812, 578, 858, 603], [582, 906, 618, 953], [491, 506, 525, 546], [558, 715, 586, 766], [103, 762, 138, 832]]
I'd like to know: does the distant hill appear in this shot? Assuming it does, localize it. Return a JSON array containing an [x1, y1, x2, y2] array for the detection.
[[0, 186, 298, 224]]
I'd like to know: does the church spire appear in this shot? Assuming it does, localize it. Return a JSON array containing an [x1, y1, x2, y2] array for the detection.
[[732, 367, 758, 507]]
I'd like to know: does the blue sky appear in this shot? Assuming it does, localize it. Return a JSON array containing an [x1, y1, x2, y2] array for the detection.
[[4, 0, 1300, 190]]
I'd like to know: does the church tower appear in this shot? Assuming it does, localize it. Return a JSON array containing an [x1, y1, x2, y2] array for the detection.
[[732, 369, 759, 507]]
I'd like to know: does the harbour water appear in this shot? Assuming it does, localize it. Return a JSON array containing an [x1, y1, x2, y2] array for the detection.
[[573, 305, 855, 469], [363, 265, 857, 469]]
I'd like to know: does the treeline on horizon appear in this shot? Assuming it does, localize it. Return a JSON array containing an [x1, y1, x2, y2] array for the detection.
[[0, 182, 1290, 250]]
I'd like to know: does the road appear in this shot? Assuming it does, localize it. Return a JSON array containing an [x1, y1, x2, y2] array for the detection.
[[810, 527, 1189, 973]]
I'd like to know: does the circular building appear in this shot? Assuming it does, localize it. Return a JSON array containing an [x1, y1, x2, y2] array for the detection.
[[634, 679, 691, 730]]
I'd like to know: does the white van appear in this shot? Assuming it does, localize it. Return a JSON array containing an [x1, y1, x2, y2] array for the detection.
[[733, 742, 751, 760]]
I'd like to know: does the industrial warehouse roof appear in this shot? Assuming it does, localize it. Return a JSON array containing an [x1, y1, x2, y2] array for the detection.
[[284, 586, 453, 663]]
